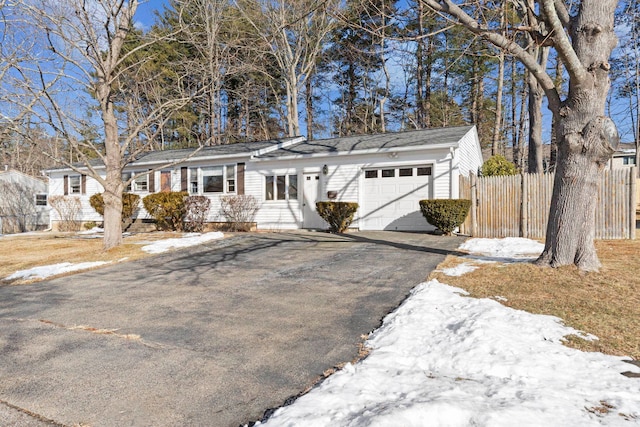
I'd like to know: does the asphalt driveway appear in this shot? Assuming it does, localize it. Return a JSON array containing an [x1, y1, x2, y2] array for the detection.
[[0, 231, 464, 427]]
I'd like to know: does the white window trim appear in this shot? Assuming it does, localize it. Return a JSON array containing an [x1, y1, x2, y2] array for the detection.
[[265, 173, 298, 201], [189, 165, 237, 196], [68, 175, 82, 194]]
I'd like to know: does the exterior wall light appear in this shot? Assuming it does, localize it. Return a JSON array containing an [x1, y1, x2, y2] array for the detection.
[[322, 164, 329, 175]]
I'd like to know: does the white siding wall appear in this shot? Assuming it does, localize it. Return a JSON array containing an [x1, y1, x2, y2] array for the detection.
[[246, 163, 302, 230], [456, 126, 483, 178], [45, 141, 472, 230]]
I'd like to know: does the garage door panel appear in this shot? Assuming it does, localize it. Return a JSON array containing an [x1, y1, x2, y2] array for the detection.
[[362, 166, 433, 231]]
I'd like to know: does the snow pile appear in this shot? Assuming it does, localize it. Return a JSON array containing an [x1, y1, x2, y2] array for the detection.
[[460, 237, 544, 261], [439, 262, 478, 276], [5, 261, 111, 281], [140, 232, 224, 254], [77, 227, 104, 235], [258, 238, 640, 427]]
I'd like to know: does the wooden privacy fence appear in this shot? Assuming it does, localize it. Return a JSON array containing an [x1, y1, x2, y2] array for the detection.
[[459, 167, 637, 240]]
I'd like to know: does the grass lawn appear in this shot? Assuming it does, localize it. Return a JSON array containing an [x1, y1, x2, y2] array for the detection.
[[429, 239, 640, 360], [0, 231, 189, 284]]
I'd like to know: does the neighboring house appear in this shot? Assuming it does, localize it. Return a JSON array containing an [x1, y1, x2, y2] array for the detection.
[[0, 168, 50, 234], [44, 126, 483, 232], [608, 143, 638, 169]]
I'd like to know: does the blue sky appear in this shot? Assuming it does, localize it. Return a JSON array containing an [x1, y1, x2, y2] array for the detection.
[[135, 0, 169, 31]]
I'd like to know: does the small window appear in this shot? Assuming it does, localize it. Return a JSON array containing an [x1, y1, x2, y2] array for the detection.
[[265, 176, 275, 200], [365, 170, 378, 179], [69, 175, 81, 194], [35, 194, 47, 206], [623, 156, 636, 165], [133, 173, 148, 192], [399, 168, 413, 177], [227, 165, 236, 193], [189, 168, 199, 194], [381, 169, 395, 178], [276, 175, 286, 200], [122, 172, 132, 192], [417, 167, 432, 176], [289, 175, 298, 200]]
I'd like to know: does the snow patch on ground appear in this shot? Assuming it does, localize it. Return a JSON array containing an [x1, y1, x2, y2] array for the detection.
[[439, 262, 479, 276], [5, 262, 111, 281], [77, 227, 104, 235], [256, 237, 639, 426], [140, 232, 224, 254], [461, 237, 544, 257]]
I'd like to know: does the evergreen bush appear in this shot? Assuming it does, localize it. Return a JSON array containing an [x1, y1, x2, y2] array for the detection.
[[419, 199, 471, 235], [316, 201, 359, 233], [89, 192, 140, 223], [481, 155, 518, 176], [142, 191, 188, 231]]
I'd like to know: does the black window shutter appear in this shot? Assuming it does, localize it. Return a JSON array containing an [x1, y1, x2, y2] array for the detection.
[[181, 167, 188, 192], [148, 169, 155, 193], [63, 175, 68, 195], [237, 163, 245, 195]]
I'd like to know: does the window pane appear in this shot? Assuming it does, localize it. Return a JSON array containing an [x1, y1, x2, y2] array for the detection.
[[399, 168, 413, 177], [365, 170, 377, 179], [288, 175, 298, 200], [203, 175, 223, 193], [134, 173, 148, 191], [265, 176, 274, 200], [70, 176, 81, 193], [189, 168, 198, 194], [122, 172, 132, 192], [276, 175, 286, 200], [417, 167, 432, 176], [381, 169, 395, 178], [226, 165, 236, 193], [35, 194, 47, 206]]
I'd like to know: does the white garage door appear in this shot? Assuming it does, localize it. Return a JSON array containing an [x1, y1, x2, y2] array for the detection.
[[361, 165, 433, 231]]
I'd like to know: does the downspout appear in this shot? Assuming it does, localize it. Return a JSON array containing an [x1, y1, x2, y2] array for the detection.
[[449, 147, 455, 199]]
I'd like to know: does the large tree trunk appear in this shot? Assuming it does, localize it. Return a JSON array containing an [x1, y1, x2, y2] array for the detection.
[[102, 99, 124, 250], [536, 1, 619, 271]]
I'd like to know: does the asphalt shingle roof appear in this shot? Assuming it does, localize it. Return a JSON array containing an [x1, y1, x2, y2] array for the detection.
[[255, 126, 474, 159], [133, 137, 301, 164]]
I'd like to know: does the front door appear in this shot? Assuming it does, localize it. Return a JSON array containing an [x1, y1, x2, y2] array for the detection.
[[160, 171, 172, 192], [302, 172, 326, 229]]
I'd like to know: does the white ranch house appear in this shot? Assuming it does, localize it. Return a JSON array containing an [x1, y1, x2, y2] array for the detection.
[[45, 126, 483, 232]]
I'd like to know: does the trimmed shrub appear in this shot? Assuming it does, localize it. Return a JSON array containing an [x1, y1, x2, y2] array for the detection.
[[89, 192, 140, 224], [316, 201, 359, 233], [220, 195, 260, 231], [419, 199, 471, 236], [481, 155, 518, 176], [142, 191, 188, 231], [183, 196, 211, 232]]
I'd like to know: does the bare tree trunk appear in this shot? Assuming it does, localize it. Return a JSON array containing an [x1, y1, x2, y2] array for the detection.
[[492, 3, 506, 156], [306, 72, 314, 140], [527, 46, 548, 173], [535, 1, 619, 271]]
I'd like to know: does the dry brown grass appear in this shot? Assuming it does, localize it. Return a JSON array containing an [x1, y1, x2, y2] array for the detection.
[[429, 239, 640, 359], [0, 231, 193, 284]]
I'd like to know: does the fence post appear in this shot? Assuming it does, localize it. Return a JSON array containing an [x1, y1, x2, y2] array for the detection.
[[470, 173, 477, 237], [630, 166, 637, 240], [520, 173, 527, 238]]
